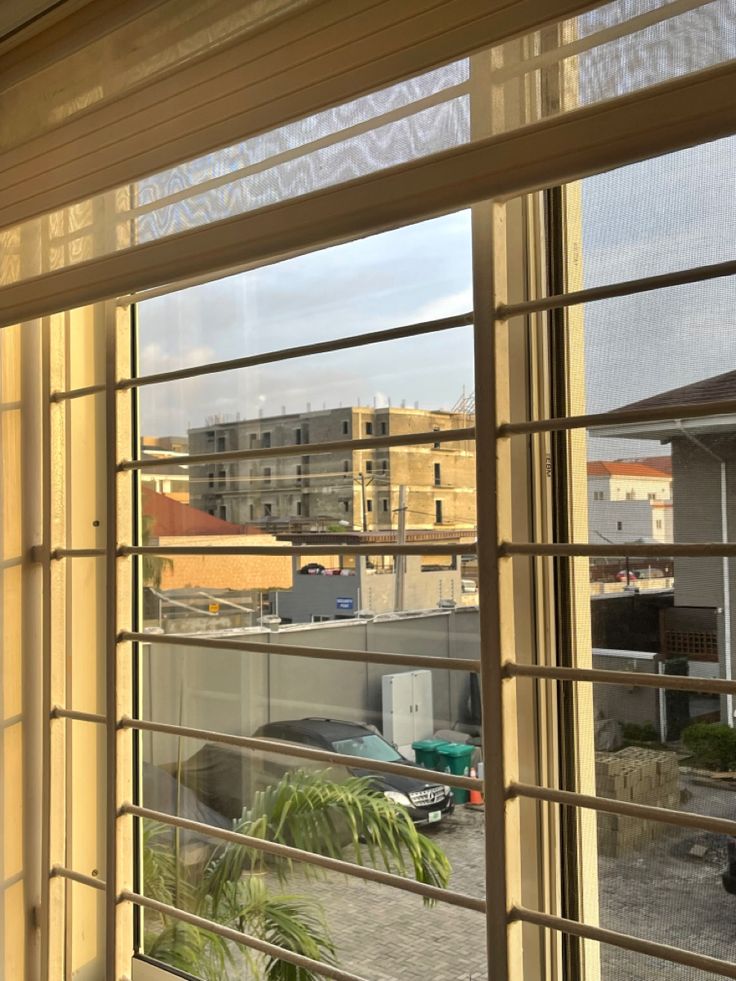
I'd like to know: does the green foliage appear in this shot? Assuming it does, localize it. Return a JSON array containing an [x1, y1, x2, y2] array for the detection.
[[141, 513, 173, 589], [682, 722, 736, 770], [143, 768, 452, 980], [622, 722, 658, 743]]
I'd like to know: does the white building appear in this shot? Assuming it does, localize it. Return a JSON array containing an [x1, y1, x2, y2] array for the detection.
[[588, 459, 673, 546], [588, 498, 673, 546], [587, 459, 672, 504]]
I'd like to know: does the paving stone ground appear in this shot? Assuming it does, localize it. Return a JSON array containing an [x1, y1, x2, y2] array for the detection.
[[261, 772, 736, 981]]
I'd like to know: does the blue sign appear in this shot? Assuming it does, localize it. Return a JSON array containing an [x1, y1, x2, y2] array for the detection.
[[336, 597, 354, 611]]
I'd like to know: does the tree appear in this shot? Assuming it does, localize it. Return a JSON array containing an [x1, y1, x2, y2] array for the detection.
[[143, 769, 451, 979], [141, 512, 173, 589]]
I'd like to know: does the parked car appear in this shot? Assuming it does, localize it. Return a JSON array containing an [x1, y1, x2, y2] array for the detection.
[[615, 569, 639, 582], [255, 717, 454, 826]]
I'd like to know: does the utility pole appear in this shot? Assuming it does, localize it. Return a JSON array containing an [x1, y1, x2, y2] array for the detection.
[[358, 472, 368, 532], [394, 485, 407, 611]]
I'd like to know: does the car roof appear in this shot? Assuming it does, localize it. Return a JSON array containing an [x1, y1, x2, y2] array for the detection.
[[267, 717, 376, 743]]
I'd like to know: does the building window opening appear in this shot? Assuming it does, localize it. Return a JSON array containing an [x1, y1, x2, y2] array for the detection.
[[435, 500, 443, 524]]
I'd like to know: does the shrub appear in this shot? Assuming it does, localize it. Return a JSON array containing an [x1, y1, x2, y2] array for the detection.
[[682, 723, 736, 770], [622, 722, 658, 743]]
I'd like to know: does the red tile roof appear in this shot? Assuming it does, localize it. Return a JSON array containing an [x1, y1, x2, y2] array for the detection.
[[587, 460, 672, 479], [628, 455, 672, 474], [142, 486, 246, 537]]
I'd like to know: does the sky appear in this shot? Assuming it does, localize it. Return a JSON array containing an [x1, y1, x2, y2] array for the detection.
[[137, 212, 474, 435], [136, 6, 736, 462]]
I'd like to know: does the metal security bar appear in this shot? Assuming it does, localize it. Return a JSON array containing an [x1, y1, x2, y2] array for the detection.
[[124, 891, 372, 981], [119, 717, 482, 793], [121, 425, 476, 471], [117, 311, 473, 390], [507, 660, 736, 697], [500, 392, 736, 437], [122, 542, 475, 557], [124, 630, 481, 673], [51, 707, 107, 725], [51, 547, 106, 559], [125, 803, 486, 913], [511, 906, 736, 980], [502, 541, 736, 558], [496, 256, 736, 320], [51, 865, 106, 892], [509, 781, 736, 839]]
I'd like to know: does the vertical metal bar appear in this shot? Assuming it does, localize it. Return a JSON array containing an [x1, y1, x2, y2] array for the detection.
[[474, 197, 522, 981], [107, 298, 134, 978], [45, 310, 70, 979], [40, 314, 52, 981], [105, 298, 119, 979], [22, 317, 44, 981], [470, 44, 522, 980]]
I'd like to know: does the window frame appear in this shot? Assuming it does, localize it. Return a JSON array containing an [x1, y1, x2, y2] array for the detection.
[[9, 22, 736, 981]]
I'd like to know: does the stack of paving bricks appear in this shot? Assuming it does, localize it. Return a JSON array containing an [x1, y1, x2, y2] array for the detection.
[[595, 747, 680, 857]]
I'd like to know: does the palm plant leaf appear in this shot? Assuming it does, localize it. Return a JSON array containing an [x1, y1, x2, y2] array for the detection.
[[142, 769, 452, 980], [207, 770, 451, 901]]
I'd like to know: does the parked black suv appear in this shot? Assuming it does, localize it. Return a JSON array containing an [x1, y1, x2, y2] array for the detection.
[[255, 717, 454, 826]]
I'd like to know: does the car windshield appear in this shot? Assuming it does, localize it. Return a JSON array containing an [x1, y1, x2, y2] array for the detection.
[[331, 733, 402, 762]]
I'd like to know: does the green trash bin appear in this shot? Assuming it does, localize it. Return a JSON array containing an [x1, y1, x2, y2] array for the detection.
[[436, 743, 475, 804], [411, 739, 449, 771]]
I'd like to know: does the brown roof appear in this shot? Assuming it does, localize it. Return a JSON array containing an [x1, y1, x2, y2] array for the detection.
[[619, 369, 736, 413], [143, 486, 246, 537], [628, 455, 672, 474], [587, 460, 671, 479]]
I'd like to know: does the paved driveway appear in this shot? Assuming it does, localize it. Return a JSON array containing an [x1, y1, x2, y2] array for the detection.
[[274, 772, 736, 981]]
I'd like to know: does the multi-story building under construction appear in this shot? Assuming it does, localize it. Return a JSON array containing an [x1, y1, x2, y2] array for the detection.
[[188, 404, 476, 531]]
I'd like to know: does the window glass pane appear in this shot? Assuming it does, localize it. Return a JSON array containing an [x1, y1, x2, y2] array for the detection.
[[136, 212, 471, 374], [134, 212, 490, 979], [570, 133, 735, 295]]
